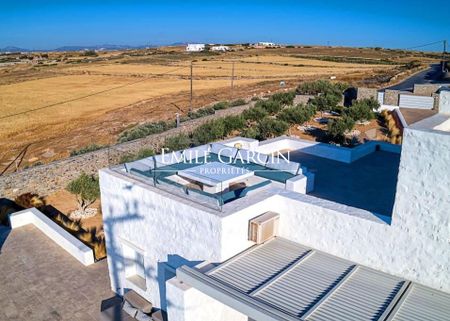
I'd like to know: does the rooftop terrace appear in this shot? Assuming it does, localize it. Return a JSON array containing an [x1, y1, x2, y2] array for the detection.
[[118, 141, 313, 210], [288, 150, 400, 217], [115, 137, 400, 217]]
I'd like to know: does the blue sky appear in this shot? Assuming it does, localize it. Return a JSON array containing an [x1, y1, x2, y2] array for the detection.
[[0, 0, 448, 50]]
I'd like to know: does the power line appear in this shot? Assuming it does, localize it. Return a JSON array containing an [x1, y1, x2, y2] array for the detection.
[[405, 40, 445, 50], [230, 61, 235, 100], [0, 65, 189, 121]]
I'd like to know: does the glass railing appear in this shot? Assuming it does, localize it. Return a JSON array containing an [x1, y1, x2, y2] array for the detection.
[[110, 147, 287, 211]]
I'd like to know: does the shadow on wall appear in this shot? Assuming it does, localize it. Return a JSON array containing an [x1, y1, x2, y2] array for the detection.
[[0, 224, 11, 254], [100, 186, 204, 318], [344, 87, 357, 107], [0, 198, 24, 253], [158, 255, 204, 312]]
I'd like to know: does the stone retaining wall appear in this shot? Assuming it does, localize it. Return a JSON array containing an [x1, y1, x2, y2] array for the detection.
[[383, 89, 400, 106], [413, 84, 442, 96], [356, 87, 378, 100], [0, 103, 254, 198]]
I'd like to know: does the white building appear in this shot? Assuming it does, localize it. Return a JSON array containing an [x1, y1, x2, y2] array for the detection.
[[210, 45, 230, 52], [186, 43, 205, 52], [99, 114, 450, 320], [253, 42, 278, 48]]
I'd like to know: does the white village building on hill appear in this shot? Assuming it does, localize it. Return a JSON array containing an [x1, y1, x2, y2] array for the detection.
[[210, 45, 230, 52], [186, 43, 205, 52]]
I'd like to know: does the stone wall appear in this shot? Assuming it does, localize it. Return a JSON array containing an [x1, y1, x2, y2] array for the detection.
[[413, 84, 441, 96], [0, 103, 253, 198], [384, 89, 400, 105], [356, 87, 378, 100]]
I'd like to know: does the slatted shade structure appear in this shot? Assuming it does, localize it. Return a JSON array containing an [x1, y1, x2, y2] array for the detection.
[[177, 238, 450, 321]]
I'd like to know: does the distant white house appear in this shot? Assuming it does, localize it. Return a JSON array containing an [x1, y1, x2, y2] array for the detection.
[[253, 41, 277, 48], [210, 45, 230, 52], [186, 43, 205, 52]]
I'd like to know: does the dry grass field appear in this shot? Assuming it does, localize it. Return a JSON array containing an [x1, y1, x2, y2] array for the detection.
[[0, 46, 438, 170]]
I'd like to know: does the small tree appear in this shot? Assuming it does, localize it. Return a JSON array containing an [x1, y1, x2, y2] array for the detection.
[[222, 115, 246, 133], [257, 117, 289, 139], [66, 173, 100, 212], [270, 91, 296, 106], [309, 92, 341, 114], [345, 98, 379, 122], [327, 116, 355, 144], [277, 104, 316, 125], [192, 119, 226, 145], [256, 100, 283, 115], [242, 106, 268, 121]]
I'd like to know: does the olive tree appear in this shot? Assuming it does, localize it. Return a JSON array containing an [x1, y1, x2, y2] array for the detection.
[[66, 173, 100, 212], [327, 116, 355, 144]]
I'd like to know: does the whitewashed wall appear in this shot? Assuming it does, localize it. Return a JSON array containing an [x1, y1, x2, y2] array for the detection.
[[166, 278, 247, 321], [255, 136, 400, 163], [439, 90, 450, 114], [393, 128, 450, 243], [9, 208, 95, 266], [274, 192, 449, 293], [99, 170, 224, 309], [100, 169, 282, 312]]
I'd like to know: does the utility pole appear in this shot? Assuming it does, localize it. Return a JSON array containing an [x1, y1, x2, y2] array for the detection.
[[190, 61, 193, 112], [230, 61, 235, 100], [443, 40, 447, 72]]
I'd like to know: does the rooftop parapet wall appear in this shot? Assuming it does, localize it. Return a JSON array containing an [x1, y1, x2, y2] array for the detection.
[[393, 127, 450, 240]]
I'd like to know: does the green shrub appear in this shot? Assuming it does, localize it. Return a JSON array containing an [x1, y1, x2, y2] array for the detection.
[[70, 144, 106, 156], [229, 99, 247, 107], [269, 91, 296, 105], [277, 104, 316, 125], [255, 100, 283, 115], [251, 96, 261, 101], [242, 106, 269, 121], [327, 116, 355, 144], [187, 107, 215, 119], [240, 126, 260, 139], [257, 118, 289, 139], [164, 133, 192, 151], [118, 121, 174, 143], [192, 119, 226, 145], [119, 148, 155, 163], [222, 115, 246, 133], [212, 101, 230, 110], [296, 80, 348, 95], [308, 92, 341, 112], [345, 98, 379, 122]]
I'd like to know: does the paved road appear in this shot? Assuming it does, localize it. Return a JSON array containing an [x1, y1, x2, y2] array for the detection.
[[387, 63, 450, 91]]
